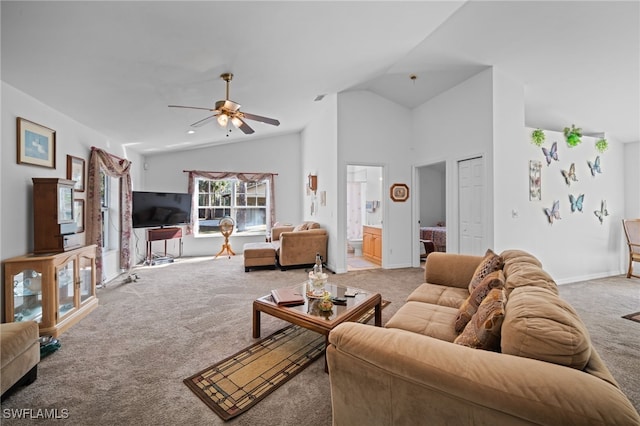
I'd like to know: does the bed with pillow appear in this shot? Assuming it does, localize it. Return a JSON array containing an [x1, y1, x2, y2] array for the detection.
[[327, 249, 640, 425]]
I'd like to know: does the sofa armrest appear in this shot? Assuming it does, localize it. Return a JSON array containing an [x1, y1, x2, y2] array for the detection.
[[271, 225, 295, 241], [424, 252, 484, 289], [328, 323, 640, 426]]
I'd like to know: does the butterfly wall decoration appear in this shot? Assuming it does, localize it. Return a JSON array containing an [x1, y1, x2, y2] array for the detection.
[[569, 194, 584, 213], [544, 200, 561, 224], [587, 156, 602, 177], [561, 163, 578, 186], [542, 142, 559, 166], [594, 200, 609, 224]]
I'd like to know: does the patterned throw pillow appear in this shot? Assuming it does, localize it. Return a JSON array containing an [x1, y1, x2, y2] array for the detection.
[[454, 288, 505, 351], [468, 249, 504, 293], [454, 270, 505, 333], [293, 223, 309, 232]]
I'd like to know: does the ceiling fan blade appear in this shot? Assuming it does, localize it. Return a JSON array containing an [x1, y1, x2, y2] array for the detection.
[[190, 115, 218, 127], [235, 117, 255, 134], [168, 105, 215, 112], [241, 112, 280, 126]]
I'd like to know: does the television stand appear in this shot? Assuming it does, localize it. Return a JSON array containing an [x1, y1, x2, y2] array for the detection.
[[146, 227, 182, 266]]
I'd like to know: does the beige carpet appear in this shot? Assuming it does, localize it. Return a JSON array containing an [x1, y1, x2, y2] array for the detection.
[[1, 254, 638, 425]]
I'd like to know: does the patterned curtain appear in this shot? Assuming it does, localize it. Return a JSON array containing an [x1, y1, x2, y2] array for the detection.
[[86, 148, 133, 285], [185, 171, 276, 236]]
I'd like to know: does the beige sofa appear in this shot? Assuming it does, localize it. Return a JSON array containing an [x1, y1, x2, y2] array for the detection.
[[327, 250, 640, 425], [1, 321, 40, 399], [270, 222, 328, 270]]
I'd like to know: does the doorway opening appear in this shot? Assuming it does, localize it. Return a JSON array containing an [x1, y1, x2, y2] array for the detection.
[[346, 165, 383, 271], [417, 161, 447, 261]]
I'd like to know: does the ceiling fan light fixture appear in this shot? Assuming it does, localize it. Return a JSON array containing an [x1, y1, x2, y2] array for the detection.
[[169, 72, 278, 135], [230, 116, 243, 128], [217, 113, 229, 127]]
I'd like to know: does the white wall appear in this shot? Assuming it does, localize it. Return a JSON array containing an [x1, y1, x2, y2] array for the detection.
[[301, 94, 339, 270], [411, 68, 494, 257], [337, 90, 413, 272], [506, 128, 626, 282], [139, 132, 302, 261], [1, 82, 142, 285], [491, 68, 525, 252], [624, 141, 640, 218]]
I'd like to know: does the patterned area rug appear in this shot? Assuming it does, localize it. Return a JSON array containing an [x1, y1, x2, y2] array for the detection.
[[184, 301, 389, 421], [622, 312, 640, 323]]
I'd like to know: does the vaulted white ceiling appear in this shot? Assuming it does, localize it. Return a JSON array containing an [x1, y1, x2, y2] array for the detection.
[[2, 1, 638, 154]]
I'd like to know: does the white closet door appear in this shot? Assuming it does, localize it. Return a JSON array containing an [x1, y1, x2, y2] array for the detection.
[[458, 157, 485, 255]]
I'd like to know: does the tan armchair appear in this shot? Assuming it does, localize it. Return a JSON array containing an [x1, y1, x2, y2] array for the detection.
[[270, 222, 328, 270], [622, 218, 640, 278]]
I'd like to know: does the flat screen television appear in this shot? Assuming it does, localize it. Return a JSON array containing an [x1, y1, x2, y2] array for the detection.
[[132, 191, 192, 228]]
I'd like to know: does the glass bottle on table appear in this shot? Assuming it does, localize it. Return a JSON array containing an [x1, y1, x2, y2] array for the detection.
[[312, 253, 325, 296], [313, 253, 323, 276]]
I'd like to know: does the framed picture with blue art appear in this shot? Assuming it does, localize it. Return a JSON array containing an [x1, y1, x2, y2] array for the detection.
[[16, 117, 56, 168]]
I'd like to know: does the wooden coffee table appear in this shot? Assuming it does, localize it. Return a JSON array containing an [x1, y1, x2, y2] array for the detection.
[[253, 282, 382, 371]]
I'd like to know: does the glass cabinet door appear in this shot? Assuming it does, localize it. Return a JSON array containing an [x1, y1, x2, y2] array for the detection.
[[78, 254, 94, 305], [57, 259, 76, 319], [11, 269, 44, 323]]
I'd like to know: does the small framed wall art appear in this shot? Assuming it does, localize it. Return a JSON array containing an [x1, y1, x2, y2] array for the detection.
[[67, 155, 86, 192], [529, 160, 542, 201], [17, 117, 56, 168], [390, 183, 409, 202], [74, 199, 85, 233]]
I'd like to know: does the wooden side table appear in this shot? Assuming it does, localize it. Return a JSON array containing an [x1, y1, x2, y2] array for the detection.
[[146, 227, 182, 265]]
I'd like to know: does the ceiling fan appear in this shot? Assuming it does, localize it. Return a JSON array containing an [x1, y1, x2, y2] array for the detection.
[[169, 73, 280, 135]]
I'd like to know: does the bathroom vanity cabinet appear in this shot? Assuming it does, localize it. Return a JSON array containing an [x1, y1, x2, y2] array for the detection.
[[362, 226, 382, 265]]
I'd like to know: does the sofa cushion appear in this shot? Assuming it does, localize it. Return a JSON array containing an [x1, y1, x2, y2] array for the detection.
[[407, 283, 469, 309], [504, 262, 558, 297], [454, 270, 505, 333], [468, 249, 504, 293], [501, 286, 591, 370], [454, 288, 505, 351], [385, 301, 459, 342], [500, 249, 542, 268]]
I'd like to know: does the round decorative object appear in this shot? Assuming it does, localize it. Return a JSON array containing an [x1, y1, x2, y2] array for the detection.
[[215, 217, 236, 259], [219, 217, 235, 237]]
